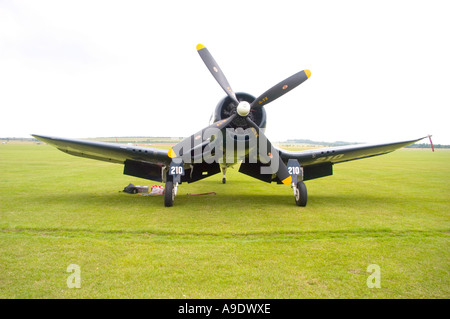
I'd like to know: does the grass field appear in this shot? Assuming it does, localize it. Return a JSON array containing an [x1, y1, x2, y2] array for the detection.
[[0, 144, 449, 298]]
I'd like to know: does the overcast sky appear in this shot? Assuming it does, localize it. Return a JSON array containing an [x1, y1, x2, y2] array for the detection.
[[1, 0, 449, 144]]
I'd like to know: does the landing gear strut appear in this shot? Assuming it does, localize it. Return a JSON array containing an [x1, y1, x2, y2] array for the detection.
[[221, 166, 227, 184], [165, 161, 183, 207], [287, 159, 307, 207]]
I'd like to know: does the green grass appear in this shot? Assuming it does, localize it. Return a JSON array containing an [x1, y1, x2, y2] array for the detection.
[[0, 144, 449, 298]]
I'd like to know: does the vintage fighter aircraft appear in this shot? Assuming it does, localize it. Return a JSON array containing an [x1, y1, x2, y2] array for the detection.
[[33, 44, 427, 207]]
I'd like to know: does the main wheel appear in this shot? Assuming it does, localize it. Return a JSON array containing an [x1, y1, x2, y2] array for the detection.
[[295, 181, 307, 207], [164, 180, 174, 207]]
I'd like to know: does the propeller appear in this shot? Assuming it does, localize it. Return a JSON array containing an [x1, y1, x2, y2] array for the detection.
[[197, 44, 239, 105], [168, 43, 310, 185], [250, 70, 311, 109], [245, 117, 292, 185]]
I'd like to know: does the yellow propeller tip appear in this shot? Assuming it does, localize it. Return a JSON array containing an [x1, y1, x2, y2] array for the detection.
[[168, 148, 176, 158], [305, 70, 311, 78], [196, 43, 205, 51], [282, 176, 292, 185]]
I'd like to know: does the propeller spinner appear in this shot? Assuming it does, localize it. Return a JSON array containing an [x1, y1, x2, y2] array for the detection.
[[236, 101, 251, 117]]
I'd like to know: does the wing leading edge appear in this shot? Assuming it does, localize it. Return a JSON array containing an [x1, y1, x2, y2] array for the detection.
[[278, 136, 427, 165], [32, 135, 171, 165]]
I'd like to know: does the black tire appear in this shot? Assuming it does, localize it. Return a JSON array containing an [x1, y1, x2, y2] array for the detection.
[[295, 181, 307, 207], [164, 181, 174, 207]]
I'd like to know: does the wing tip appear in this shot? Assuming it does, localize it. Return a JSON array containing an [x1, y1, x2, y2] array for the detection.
[[31, 134, 45, 140]]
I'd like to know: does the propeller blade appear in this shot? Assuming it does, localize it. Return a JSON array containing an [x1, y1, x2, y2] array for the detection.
[[250, 70, 311, 109], [245, 118, 292, 185], [197, 44, 239, 105], [168, 114, 236, 159]]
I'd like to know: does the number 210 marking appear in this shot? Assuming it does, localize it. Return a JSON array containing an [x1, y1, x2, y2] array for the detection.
[[288, 167, 300, 175], [170, 166, 184, 175]]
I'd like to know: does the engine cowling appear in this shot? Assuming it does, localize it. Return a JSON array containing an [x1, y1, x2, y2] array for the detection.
[[211, 92, 266, 131]]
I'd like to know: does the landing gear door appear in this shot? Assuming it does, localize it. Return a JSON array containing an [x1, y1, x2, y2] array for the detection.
[[169, 159, 185, 184], [287, 159, 303, 184]]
